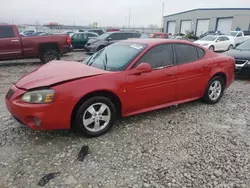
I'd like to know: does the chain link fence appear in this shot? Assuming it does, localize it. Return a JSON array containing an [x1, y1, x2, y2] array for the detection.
[[18, 25, 161, 34]]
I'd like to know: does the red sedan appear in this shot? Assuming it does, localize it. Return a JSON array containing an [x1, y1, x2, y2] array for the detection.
[[5, 39, 235, 137]]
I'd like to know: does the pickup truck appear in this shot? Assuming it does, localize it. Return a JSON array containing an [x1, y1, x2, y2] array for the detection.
[[226, 31, 250, 45], [0, 24, 72, 63]]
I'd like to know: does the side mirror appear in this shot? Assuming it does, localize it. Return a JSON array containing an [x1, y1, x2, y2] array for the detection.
[[129, 63, 152, 75]]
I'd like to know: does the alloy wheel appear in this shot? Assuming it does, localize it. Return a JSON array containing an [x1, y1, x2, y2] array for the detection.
[[208, 80, 222, 101], [82, 103, 111, 133]]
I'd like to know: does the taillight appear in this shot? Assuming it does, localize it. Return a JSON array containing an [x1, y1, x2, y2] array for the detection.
[[66, 35, 71, 45]]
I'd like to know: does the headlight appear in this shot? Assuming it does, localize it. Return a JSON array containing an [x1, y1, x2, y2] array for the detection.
[[21, 89, 55, 103]]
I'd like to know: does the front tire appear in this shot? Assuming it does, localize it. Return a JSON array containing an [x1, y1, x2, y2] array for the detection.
[[203, 76, 225, 104], [74, 96, 116, 137], [209, 45, 214, 51], [228, 44, 233, 51]]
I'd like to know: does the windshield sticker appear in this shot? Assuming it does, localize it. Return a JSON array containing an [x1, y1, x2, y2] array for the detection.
[[130, 44, 143, 50]]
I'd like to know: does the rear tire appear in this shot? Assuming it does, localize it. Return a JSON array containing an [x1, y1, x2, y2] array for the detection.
[[74, 96, 116, 137], [39, 49, 60, 63], [203, 76, 225, 104]]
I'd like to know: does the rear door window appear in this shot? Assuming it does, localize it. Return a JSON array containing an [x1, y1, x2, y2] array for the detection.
[[0, 26, 15, 38], [173, 44, 199, 64], [196, 47, 205, 59]]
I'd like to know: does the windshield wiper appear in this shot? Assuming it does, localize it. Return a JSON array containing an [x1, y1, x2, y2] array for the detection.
[[103, 53, 108, 70]]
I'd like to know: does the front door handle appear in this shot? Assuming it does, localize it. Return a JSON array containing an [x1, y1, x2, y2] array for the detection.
[[11, 40, 19, 43]]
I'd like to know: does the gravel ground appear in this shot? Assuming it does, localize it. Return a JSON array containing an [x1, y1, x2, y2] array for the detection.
[[0, 52, 250, 188]]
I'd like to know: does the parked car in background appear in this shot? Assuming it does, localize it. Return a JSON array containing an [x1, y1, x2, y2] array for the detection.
[[5, 39, 235, 137], [193, 35, 235, 51], [20, 29, 36, 36], [151, 32, 169, 39], [139, 33, 151, 38], [0, 24, 72, 63], [71, 32, 98, 49], [243, 31, 250, 37], [78, 29, 85, 32], [84, 32, 141, 53], [223, 39, 250, 78], [33, 32, 53, 36], [88, 29, 104, 36], [226, 31, 248, 45], [172, 36, 194, 42], [62, 31, 75, 35], [200, 31, 215, 38], [106, 28, 120, 32]]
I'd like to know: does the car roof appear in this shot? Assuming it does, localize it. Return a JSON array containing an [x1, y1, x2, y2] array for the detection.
[[0, 24, 15, 27], [105, 31, 140, 34], [153, 32, 168, 34], [88, 29, 103, 31], [75, 31, 98, 35], [121, 39, 193, 46]]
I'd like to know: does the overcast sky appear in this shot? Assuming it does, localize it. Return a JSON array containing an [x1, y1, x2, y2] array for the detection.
[[1, 0, 250, 27]]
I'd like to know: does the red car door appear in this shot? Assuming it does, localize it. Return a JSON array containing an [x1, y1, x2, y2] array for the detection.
[[173, 43, 211, 101], [125, 44, 177, 115], [0, 26, 22, 60]]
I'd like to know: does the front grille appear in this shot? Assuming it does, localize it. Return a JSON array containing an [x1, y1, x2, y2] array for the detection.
[[6, 89, 14, 100], [235, 59, 248, 65]]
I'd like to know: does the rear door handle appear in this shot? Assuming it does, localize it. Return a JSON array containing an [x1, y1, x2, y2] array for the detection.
[[203, 64, 208, 68], [166, 73, 173, 76], [11, 40, 19, 42]]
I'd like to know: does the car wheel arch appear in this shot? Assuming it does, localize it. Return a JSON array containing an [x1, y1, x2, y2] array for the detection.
[[207, 71, 227, 89], [70, 90, 122, 128], [211, 72, 227, 85], [97, 45, 106, 51]]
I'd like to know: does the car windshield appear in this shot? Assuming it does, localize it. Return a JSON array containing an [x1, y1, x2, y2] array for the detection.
[[227, 31, 238, 37], [199, 35, 217, 41], [235, 39, 250, 50], [83, 42, 147, 71], [96, 32, 112, 40]]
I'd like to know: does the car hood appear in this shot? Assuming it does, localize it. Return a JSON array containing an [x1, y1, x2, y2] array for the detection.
[[15, 60, 109, 90], [193, 40, 212, 45], [88, 38, 100, 44], [227, 36, 235, 40], [223, 49, 250, 59]]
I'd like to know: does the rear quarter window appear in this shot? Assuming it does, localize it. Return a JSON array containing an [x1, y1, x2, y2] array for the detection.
[[0, 26, 15, 38], [197, 47, 205, 59], [174, 44, 199, 64]]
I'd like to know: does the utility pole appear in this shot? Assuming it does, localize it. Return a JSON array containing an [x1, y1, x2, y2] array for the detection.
[[128, 8, 131, 28], [161, 2, 164, 32]]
